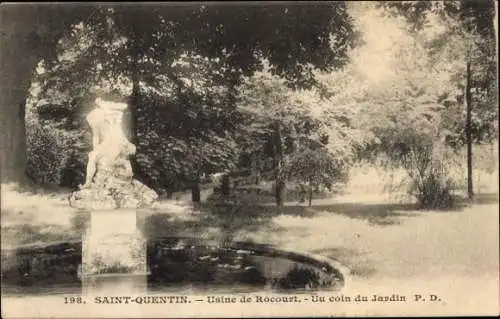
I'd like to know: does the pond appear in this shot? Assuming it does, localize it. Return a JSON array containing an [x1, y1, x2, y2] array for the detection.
[[1, 237, 348, 295]]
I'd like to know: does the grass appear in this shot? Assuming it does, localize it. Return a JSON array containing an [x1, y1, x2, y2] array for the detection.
[[1, 162, 498, 286]]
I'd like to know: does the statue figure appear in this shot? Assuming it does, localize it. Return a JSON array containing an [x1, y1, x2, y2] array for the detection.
[[70, 97, 157, 209], [80, 98, 135, 189]]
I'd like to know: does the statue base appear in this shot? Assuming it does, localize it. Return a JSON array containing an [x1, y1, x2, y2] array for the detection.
[[81, 209, 149, 295], [70, 180, 158, 210], [82, 273, 148, 295]]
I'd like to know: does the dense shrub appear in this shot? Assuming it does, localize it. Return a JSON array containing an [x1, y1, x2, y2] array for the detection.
[[26, 123, 71, 185], [59, 153, 87, 189], [398, 143, 456, 209], [273, 265, 321, 290], [286, 148, 350, 205], [26, 120, 88, 188], [408, 162, 455, 209]]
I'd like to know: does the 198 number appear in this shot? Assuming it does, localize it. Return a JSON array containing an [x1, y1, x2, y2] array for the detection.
[[64, 296, 85, 304]]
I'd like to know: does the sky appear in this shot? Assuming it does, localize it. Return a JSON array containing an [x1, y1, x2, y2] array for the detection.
[[345, 2, 450, 89], [347, 2, 411, 85]]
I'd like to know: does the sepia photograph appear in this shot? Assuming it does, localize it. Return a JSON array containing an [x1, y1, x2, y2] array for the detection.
[[1, 1, 498, 317]]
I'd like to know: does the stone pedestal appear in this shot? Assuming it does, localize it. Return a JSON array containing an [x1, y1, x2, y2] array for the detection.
[[81, 209, 149, 295], [73, 97, 157, 295]]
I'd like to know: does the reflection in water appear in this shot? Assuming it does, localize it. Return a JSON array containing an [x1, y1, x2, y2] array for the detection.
[[1, 237, 345, 295]]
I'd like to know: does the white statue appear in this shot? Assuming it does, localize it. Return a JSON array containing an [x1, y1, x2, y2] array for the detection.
[[70, 96, 157, 209], [80, 98, 136, 189]]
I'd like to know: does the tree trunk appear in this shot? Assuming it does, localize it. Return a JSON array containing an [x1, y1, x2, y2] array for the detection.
[[128, 75, 140, 145], [0, 13, 43, 183], [465, 60, 474, 200], [166, 184, 174, 199], [0, 5, 95, 185], [191, 179, 201, 203], [308, 182, 313, 207], [221, 174, 230, 197], [0, 60, 36, 183], [125, 47, 142, 185], [273, 122, 285, 210], [275, 179, 285, 209], [251, 153, 260, 185]]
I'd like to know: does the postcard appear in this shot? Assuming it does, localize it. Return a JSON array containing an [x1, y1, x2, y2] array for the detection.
[[1, 1, 498, 317]]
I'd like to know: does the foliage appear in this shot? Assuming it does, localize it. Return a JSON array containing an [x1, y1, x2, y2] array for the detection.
[[36, 3, 358, 104], [25, 119, 87, 187], [429, 19, 497, 148], [410, 168, 455, 209], [379, 0, 495, 37], [236, 63, 362, 205], [286, 148, 349, 204], [376, 0, 497, 201], [28, 4, 358, 193], [25, 85, 90, 188], [24, 2, 494, 208], [399, 143, 456, 209], [273, 265, 322, 290], [379, 0, 498, 147], [337, 5, 465, 207], [133, 52, 241, 191]]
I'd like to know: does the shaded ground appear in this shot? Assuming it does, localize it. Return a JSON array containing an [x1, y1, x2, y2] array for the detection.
[[2, 182, 498, 280]]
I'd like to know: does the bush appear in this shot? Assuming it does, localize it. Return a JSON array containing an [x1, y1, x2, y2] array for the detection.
[[273, 265, 321, 290], [409, 166, 455, 209], [26, 121, 88, 187], [285, 148, 350, 205], [59, 153, 87, 189], [401, 144, 456, 209], [26, 123, 71, 185]]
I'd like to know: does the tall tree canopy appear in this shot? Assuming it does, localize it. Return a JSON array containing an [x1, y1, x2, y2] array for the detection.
[[378, 0, 497, 199], [1, 2, 358, 184]]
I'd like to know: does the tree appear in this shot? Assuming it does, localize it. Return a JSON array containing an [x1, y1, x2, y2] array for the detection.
[[378, 0, 497, 199], [32, 31, 242, 194], [236, 62, 362, 209], [286, 148, 348, 206], [1, 2, 358, 186], [427, 2, 497, 200], [14, 2, 360, 204], [136, 56, 241, 200], [0, 4, 95, 183], [329, 4, 465, 208]]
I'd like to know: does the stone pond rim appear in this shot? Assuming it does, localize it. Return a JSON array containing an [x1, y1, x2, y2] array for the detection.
[[1, 237, 352, 292], [224, 239, 352, 289]]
